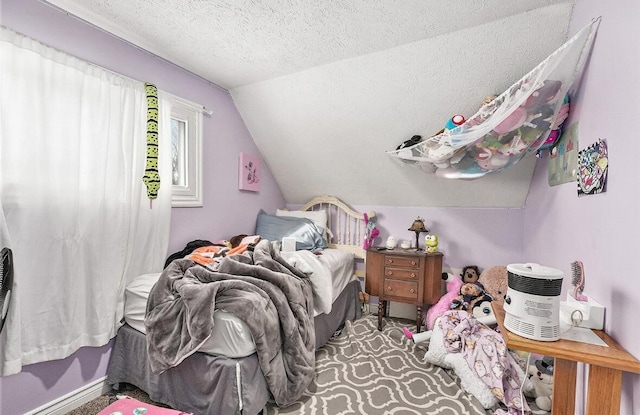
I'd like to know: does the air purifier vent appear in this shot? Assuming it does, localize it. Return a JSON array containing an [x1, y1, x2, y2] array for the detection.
[[541, 325, 559, 339], [504, 312, 535, 337], [507, 271, 563, 296]]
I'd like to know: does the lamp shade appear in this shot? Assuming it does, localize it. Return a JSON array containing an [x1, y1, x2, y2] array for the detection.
[[408, 217, 429, 233]]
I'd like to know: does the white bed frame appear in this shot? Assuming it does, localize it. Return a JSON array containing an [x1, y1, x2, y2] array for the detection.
[[299, 195, 369, 308]]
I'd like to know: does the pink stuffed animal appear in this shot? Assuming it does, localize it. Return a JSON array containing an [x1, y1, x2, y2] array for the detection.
[[424, 272, 463, 329]]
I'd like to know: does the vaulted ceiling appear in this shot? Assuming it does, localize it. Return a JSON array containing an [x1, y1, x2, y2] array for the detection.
[[45, 0, 576, 207]]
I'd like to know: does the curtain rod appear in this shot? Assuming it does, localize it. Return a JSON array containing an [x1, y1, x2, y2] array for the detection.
[[1, 24, 213, 116]]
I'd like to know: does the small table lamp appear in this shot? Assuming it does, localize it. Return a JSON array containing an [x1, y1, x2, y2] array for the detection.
[[408, 216, 429, 250]]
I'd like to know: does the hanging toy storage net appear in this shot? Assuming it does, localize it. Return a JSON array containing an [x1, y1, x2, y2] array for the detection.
[[387, 18, 600, 179]]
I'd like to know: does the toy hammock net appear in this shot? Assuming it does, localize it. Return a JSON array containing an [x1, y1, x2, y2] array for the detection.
[[387, 18, 600, 179]]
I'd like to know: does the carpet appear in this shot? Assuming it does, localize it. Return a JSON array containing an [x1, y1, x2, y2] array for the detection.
[[263, 314, 492, 415]]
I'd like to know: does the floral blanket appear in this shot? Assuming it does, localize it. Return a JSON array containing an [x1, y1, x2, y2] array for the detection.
[[439, 310, 530, 415]]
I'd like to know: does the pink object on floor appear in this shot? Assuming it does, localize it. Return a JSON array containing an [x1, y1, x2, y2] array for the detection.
[[402, 326, 413, 339], [97, 396, 192, 415], [425, 273, 463, 330]]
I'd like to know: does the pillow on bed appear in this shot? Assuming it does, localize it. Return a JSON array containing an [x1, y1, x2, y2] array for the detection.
[[276, 209, 327, 230], [256, 210, 327, 251], [276, 208, 330, 242]]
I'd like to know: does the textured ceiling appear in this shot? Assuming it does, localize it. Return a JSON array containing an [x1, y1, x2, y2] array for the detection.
[[44, 0, 576, 207]]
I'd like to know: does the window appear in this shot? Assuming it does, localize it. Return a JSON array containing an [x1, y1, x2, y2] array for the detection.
[[170, 97, 203, 207]]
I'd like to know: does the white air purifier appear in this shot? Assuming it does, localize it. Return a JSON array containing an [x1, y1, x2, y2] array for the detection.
[[503, 263, 564, 341]]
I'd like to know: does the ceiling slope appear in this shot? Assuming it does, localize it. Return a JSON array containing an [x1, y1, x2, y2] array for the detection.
[[44, 0, 575, 207], [231, 4, 575, 206]]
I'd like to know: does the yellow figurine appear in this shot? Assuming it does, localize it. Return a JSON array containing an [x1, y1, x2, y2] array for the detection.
[[425, 234, 438, 253]]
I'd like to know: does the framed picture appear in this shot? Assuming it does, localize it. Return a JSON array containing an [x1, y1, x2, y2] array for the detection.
[[238, 152, 261, 192]]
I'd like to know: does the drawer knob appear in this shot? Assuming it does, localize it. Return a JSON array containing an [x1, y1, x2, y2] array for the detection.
[[387, 271, 393, 276], [410, 288, 416, 294], [411, 261, 416, 266], [387, 259, 393, 264], [410, 273, 416, 278], [387, 286, 392, 291]]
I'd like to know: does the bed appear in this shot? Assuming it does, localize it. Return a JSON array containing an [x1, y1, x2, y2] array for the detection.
[[106, 195, 367, 415]]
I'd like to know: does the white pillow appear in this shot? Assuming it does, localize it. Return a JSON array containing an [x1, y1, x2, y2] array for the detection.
[[276, 209, 329, 240]]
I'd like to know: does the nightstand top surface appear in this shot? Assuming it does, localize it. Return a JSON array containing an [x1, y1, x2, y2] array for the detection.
[[367, 247, 443, 257], [493, 302, 640, 374]]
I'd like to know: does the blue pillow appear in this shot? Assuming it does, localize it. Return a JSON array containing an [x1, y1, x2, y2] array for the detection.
[[255, 210, 327, 251]]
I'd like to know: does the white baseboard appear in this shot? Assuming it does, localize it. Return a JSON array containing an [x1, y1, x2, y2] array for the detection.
[[26, 376, 111, 415]]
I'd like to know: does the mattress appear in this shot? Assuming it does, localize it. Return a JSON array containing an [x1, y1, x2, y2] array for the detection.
[[124, 248, 356, 358]]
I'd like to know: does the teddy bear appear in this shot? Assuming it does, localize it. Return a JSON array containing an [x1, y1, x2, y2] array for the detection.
[[461, 265, 481, 283], [528, 356, 554, 412], [478, 265, 508, 304], [450, 282, 491, 312]]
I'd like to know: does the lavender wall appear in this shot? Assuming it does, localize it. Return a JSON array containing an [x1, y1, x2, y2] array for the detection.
[[288, 203, 526, 271], [6, 1, 612, 414], [524, 1, 640, 413], [1, 0, 284, 413], [364, 206, 525, 270]]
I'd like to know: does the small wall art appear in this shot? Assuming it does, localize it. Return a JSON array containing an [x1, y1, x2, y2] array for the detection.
[[238, 152, 261, 192], [577, 138, 608, 197]]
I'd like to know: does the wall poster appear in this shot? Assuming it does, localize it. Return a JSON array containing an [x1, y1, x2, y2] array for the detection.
[[238, 152, 261, 192], [577, 138, 608, 197]]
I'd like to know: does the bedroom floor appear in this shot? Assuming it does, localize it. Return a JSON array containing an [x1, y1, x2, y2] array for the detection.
[[70, 314, 546, 414], [263, 314, 493, 415]]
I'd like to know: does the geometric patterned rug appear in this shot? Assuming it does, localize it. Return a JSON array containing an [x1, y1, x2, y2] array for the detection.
[[263, 314, 491, 415]]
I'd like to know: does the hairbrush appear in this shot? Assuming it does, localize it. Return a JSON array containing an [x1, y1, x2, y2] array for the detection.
[[570, 260, 588, 301]]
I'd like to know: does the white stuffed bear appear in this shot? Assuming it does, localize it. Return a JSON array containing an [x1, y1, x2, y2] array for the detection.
[[528, 356, 554, 412]]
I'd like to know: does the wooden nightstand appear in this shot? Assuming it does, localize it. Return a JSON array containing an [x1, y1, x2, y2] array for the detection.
[[493, 302, 640, 414], [365, 248, 443, 332]]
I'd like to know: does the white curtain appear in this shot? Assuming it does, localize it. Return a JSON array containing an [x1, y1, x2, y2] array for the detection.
[[0, 27, 172, 376]]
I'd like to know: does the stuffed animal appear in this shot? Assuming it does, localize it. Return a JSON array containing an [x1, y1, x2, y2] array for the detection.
[[472, 300, 497, 325], [425, 234, 438, 253], [450, 282, 491, 312], [461, 265, 481, 283], [479, 265, 508, 304], [424, 272, 463, 330], [362, 211, 380, 250], [528, 356, 554, 412], [444, 114, 465, 132]]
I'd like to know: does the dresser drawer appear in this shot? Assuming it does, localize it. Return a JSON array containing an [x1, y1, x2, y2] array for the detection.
[[368, 248, 444, 332], [383, 255, 420, 269], [384, 267, 419, 280], [382, 278, 418, 300]]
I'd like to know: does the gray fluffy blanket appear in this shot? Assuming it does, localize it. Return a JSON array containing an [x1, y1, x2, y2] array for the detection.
[[145, 240, 316, 407]]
